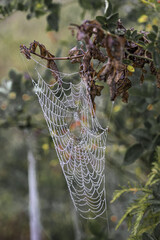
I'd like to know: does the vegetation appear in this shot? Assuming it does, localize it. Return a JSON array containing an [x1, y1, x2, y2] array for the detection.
[[0, 0, 160, 239], [112, 147, 160, 240]]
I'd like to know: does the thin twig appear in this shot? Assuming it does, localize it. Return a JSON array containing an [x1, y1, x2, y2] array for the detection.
[[31, 51, 84, 61], [125, 49, 153, 62]]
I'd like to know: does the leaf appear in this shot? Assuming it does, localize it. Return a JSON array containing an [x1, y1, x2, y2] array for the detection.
[[111, 189, 136, 203], [153, 51, 160, 69], [153, 222, 160, 240], [142, 232, 155, 240], [147, 42, 155, 52], [116, 205, 138, 230], [124, 143, 144, 165], [127, 65, 135, 72], [132, 30, 138, 39], [138, 40, 146, 47], [152, 25, 158, 33], [123, 59, 133, 65], [135, 34, 143, 41], [46, 4, 60, 31], [132, 128, 150, 142], [96, 16, 106, 25], [107, 23, 117, 32], [107, 13, 119, 24], [44, 0, 52, 7], [125, 29, 131, 39], [104, 0, 112, 17], [147, 32, 157, 42], [138, 15, 148, 23]]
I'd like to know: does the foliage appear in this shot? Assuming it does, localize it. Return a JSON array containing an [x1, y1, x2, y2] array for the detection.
[[20, 4, 160, 109], [78, 0, 104, 10], [0, 0, 104, 31], [111, 147, 160, 239], [0, 69, 34, 129], [0, 0, 60, 31]]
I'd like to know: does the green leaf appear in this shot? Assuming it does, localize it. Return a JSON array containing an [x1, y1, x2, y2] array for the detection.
[[148, 32, 157, 42], [116, 205, 138, 230], [111, 188, 142, 203], [152, 25, 158, 34], [101, 24, 108, 31], [46, 4, 60, 31], [125, 29, 131, 39], [122, 59, 133, 65], [111, 189, 130, 203], [107, 13, 119, 24], [132, 30, 138, 39], [132, 128, 150, 141], [124, 143, 144, 165], [153, 222, 160, 240], [44, 0, 52, 7], [138, 40, 146, 47], [104, 0, 112, 17], [153, 51, 160, 69], [147, 42, 155, 52], [135, 34, 143, 41], [35, 9, 46, 18], [107, 23, 117, 32], [96, 16, 106, 25], [142, 232, 156, 240]]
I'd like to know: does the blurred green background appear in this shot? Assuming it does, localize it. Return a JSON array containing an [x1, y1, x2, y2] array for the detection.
[[0, 0, 160, 239]]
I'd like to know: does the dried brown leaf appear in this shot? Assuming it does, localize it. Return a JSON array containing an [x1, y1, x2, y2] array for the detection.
[[69, 47, 82, 63], [97, 61, 113, 82], [106, 35, 125, 60], [122, 91, 129, 103], [20, 45, 31, 59]]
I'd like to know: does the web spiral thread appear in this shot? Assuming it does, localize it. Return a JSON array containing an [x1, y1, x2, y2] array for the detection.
[[31, 59, 108, 219]]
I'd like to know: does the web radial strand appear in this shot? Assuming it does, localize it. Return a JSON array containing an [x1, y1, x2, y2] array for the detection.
[[32, 63, 108, 219]]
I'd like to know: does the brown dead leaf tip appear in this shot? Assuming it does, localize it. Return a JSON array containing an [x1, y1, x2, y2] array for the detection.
[[20, 45, 31, 59]]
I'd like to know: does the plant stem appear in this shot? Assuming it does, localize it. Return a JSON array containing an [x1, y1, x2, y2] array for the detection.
[[125, 49, 153, 62], [31, 51, 84, 61]]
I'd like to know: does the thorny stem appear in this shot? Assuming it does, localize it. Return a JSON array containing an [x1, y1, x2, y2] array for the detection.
[[31, 51, 84, 61], [125, 49, 153, 62]]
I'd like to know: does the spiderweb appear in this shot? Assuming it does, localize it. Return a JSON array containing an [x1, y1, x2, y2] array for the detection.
[[30, 57, 110, 219]]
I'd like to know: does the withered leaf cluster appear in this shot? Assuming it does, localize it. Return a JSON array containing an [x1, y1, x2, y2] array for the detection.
[[72, 20, 160, 105], [20, 19, 159, 110], [20, 41, 60, 82]]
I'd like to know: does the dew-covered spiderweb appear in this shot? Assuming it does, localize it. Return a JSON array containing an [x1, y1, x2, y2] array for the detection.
[[30, 57, 111, 219]]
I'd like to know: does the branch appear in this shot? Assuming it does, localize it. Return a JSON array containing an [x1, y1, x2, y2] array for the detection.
[[30, 51, 84, 61], [125, 49, 153, 62]]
